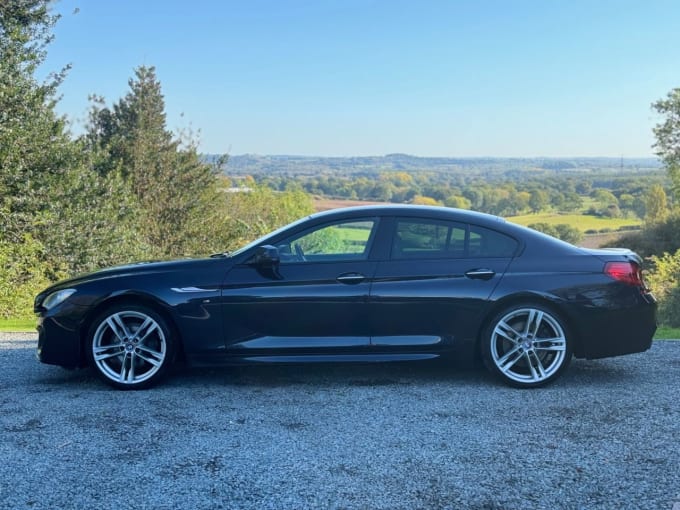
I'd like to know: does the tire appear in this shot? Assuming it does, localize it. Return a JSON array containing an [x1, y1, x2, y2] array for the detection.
[[87, 304, 176, 390], [481, 304, 573, 388]]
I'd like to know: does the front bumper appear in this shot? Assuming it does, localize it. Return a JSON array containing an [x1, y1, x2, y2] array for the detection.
[[36, 314, 84, 368]]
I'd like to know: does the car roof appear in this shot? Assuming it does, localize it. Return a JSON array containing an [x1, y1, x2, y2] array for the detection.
[[310, 204, 507, 225], [308, 205, 583, 255]]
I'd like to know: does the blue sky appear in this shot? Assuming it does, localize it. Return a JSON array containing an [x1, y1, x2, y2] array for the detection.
[[44, 0, 680, 157]]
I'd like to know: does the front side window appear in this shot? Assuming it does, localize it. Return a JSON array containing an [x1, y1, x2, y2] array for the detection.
[[279, 219, 377, 263]]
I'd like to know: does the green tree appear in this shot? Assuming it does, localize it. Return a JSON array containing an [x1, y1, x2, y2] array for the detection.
[[1, 0, 70, 249], [444, 195, 472, 209], [554, 224, 583, 245], [88, 66, 223, 257], [221, 185, 314, 250], [528, 223, 582, 244], [653, 88, 680, 201], [0, 1, 150, 317], [529, 189, 549, 213], [644, 184, 669, 225], [646, 249, 680, 326]]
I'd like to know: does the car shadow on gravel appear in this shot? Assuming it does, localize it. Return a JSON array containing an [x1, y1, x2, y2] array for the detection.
[[170, 360, 496, 389], [28, 357, 644, 391], [23, 348, 654, 391]]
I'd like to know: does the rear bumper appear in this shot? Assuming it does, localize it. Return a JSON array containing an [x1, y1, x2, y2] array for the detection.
[[569, 293, 657, 360]]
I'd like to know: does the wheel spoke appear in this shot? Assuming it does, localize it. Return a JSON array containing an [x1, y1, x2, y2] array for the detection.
[[525, 351, 541, 380], [118, 352, 130, 382], [498, 348, 525, 374], [497, 344, 523, 369], [533, 337, 566, 351], [494, 320, 522, 344], [127, 353, 136, 382], [135, 345, 164, 367], [131, 317, 157, 344], [525, 309, 544, 338], [107, 314, 129, 342], [93, 343, 125, 361], [528, 351, 547, 380]]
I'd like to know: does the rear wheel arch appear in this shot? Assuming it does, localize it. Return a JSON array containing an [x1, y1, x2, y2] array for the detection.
[[475, 293, 582, 363]]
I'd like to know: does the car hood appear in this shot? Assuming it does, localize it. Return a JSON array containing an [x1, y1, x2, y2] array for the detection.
[[37, 257, 229, 296]]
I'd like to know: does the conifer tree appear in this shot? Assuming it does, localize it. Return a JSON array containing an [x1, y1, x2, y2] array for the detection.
[[0, 1, 147, 317], [88, 65, 222, 257]]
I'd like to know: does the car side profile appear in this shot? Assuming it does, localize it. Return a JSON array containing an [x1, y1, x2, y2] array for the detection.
[[34, 205, 657, 389]]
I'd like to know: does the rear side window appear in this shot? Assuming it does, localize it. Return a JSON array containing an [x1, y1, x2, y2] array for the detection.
[[392, 219, 466, 259], [469, 225, 518, 258], [391, 219, 517, 259]]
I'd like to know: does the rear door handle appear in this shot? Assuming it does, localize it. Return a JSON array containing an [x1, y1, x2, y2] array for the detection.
[[465, 268, 495, 280], [336, 273, 366, 284]]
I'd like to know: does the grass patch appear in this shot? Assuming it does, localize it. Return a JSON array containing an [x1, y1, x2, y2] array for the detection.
[[0, 318, 37, 332], [507, 213, 641, 233], [654, 326, 680, 340]]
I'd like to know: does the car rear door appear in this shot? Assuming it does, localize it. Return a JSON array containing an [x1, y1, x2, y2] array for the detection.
[[368, 217, 517, 351]]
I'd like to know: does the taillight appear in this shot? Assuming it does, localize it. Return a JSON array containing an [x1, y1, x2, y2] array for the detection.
[[604, 261, 647, 289]]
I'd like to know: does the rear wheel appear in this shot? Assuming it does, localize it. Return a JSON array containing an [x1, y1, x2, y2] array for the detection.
[[482, 304, 572, 388], [87, 304, 176, 390]]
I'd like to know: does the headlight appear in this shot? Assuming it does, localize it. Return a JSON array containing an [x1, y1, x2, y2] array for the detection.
[[41, 289, 77, 310]]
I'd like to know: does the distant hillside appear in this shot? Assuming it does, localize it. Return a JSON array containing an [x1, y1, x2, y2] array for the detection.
[[205, 154, 661, 177]]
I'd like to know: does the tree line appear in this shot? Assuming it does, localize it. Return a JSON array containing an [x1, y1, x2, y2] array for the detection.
[[0, 2, 311, 319], [244, 167, 669, 222]]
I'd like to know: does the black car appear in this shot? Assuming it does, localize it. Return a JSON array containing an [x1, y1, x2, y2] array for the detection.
[[34, 205, 657, 389]]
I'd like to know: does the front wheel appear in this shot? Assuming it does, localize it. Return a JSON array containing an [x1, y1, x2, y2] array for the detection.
[[87, 305, 176, 390], [481, 304, 573, 388]]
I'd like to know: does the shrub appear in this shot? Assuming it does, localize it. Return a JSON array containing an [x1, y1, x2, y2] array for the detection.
[[646, 249, 680, 327], [608, 213, 680, 258], [0, 235, 65, 320]]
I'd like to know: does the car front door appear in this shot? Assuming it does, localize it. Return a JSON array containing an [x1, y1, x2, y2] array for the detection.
[[220, 218, 379, 355], [369, 217, 517, 352]]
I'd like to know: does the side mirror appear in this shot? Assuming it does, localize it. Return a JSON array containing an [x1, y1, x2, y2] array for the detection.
[[249, 245, 280, 267]]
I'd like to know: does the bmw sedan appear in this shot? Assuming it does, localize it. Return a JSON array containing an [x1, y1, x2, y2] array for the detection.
[[34, 205, 657, 389]]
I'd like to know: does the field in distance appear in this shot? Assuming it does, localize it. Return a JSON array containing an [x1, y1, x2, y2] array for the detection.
[[507, 213, 640, 232], [313, 198, 641, 232]]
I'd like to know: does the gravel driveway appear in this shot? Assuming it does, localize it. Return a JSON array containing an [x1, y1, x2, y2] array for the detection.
[[1, 333, 678, 510]]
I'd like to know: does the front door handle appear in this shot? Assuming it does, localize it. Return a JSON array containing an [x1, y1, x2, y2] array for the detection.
[[465, 268, 496, 280], [336, 273, 366, 284]]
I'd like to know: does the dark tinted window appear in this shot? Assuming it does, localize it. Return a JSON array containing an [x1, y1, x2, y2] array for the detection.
[[469, 225, 518, 257], [392, 219, 466, 259], [391, 219, 518, 259]]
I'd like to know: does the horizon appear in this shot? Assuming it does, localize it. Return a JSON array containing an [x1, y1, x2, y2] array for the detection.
[[46, 1, 680, 158], [215, 153, 661, 160]]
